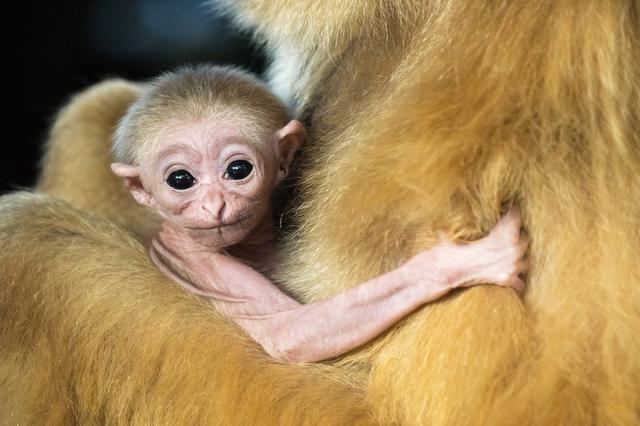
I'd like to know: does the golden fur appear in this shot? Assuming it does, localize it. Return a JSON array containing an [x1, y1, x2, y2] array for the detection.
[[1, 0, 639, 424], [0, 193, 371, 424]]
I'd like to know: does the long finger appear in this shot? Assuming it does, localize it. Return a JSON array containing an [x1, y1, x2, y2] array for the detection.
[[149, 243, 185, 283], [150, 243, 217, 297], [500, 275, 525, 294], [516, 258, 528, 274], [501, 209, 522, 238], [487, 210, 521, 243], [518, 233, 529, 252], [157, 225, 184, 245], [151, 237, 182, 262], [150, 239, 187, 277]]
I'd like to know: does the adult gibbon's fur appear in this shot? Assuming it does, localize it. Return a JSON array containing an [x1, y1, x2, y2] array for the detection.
[[2, 1, 640, 424]]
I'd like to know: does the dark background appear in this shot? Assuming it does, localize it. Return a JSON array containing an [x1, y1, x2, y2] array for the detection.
[[2, 0, 264, 194]]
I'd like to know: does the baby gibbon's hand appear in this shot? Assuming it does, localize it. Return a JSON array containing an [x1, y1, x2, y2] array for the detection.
[[403, 210, 527, 294], [150, 221, 223, 296]]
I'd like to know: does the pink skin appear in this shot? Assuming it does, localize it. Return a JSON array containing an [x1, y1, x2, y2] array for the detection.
[[111, 118, 301, 248], [112, 119, 527, 364]]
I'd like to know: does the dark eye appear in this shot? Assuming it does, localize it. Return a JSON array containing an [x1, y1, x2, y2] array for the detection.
[[225, 160, 253, 180], [166, 169, 196, 190]]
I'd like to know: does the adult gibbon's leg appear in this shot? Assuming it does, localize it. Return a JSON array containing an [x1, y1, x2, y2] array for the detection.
[[0, 192, 374, 424]]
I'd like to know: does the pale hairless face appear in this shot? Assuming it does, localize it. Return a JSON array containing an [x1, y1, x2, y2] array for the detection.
[[141, 122, 277, 247], [112, 118, 305, 248]]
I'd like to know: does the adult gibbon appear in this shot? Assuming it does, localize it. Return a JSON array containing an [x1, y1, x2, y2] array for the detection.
[[1, 1, 639, 424]]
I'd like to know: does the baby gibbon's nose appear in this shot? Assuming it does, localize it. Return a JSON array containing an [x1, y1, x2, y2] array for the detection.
[[201, 187, 225, 220]]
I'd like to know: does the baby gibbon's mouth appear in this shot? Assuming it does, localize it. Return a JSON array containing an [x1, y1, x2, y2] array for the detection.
[[186, 213, 252, 230]]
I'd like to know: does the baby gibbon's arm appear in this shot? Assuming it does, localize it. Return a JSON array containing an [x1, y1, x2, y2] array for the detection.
[[151, 211, 525, 363]]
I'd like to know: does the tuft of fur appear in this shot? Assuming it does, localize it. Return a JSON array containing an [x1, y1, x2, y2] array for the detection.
[[3, 0, 640, 424]]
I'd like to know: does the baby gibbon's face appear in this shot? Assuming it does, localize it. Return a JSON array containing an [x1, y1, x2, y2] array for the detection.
[[142, 120, 280, 247], [112, 117, 306, 248]]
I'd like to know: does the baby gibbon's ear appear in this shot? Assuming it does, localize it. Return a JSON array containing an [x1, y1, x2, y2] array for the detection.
[[274, 120, 306, 179], [110, 163, 152, 207]]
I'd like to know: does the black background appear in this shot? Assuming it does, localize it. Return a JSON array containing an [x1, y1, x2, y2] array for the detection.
[[2, 0, 264, 194]]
